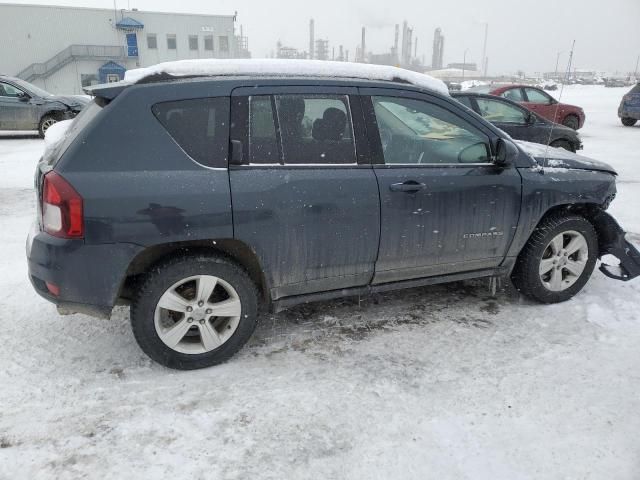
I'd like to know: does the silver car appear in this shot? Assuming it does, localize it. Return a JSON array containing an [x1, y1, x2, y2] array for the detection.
[[0, 75, 89, 137]]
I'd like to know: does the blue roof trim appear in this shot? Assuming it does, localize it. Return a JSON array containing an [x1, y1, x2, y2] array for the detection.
[[116, 17, 144, 29]]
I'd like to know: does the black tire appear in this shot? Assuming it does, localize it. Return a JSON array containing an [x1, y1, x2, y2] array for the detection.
[[550, 139, 575, 152], [131, 255, 259, 370], [38, 113, 59, 138], [621, 117, 638, 127], [562, 114, 580, 130], [511, 214, 598, 304]]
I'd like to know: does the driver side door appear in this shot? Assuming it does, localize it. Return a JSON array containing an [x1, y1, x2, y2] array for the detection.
[[360, 88, 522, 284]]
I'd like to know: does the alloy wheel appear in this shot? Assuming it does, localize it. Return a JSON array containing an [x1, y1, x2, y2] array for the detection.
[[154, 275, 242, 354], [538, 230, 589, 292]]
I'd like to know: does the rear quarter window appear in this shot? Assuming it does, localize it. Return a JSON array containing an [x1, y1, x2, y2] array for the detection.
[[152, 97, 230, 168]]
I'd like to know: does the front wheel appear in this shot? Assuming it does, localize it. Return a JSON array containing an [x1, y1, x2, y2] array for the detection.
[[562, 114, 580, 130], [512, 215, 598, 303], [621, 117, 638, 127], [131, 255, 259, 369], [38, 114, 59, 138]]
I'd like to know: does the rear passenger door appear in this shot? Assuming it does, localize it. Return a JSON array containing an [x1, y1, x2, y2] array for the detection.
[[228, 86, 380, 300], [360, 88, 522, 284]]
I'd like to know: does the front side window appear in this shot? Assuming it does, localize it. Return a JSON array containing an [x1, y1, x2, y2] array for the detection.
[[524, 88, 553, 104], [152, 97, 229, 168], [204, 35, 214, 51], [189, 35, 198, 51], [475, 98, 528, 124], [0, 82, 24, 97], [372, 96, 491, 165], [501, 88, 524, 102], [167, 34, 177, 50], [275, 94, 356, 165], [147, 34, 157, 49]]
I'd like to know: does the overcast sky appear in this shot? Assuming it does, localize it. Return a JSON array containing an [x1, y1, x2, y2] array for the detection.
[[5, 0, 640, 74]]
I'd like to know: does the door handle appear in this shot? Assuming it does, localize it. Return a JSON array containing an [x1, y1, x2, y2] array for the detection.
[[389, 181, 427, 193]]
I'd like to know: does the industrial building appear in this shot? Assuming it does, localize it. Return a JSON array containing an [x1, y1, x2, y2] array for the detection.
[[0, 3, 249, 94]]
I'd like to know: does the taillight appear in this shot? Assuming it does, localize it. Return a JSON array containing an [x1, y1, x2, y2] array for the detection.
[[41, 171, 84, 238]]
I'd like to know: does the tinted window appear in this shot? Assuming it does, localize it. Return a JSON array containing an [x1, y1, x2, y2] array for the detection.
[[248, 96, 279, 164], [189, 35, 198, 51], [275, 94, 356, 165], [524, 88, 552, 104], [167, 34, 177, 50], [372, 96, 491, 164], [152, 97, 229, 168], [204, 35, 214, 51], [455, 96, 474, 109], [0, 82, 24, 97], [475, 98, 528, 124], [147, 34, 157, 49], [501, 88, 524, 102]]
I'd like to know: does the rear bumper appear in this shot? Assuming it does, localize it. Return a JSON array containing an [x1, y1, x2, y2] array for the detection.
[[26, 222, 143, 318], [595, 214, 640, 281]]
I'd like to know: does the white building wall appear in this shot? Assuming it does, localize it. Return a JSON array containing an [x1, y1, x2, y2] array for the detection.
[[0, 3, 237, 94]]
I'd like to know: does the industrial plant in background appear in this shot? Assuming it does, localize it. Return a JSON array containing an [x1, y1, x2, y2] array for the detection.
[[275, 18, 431, 73]]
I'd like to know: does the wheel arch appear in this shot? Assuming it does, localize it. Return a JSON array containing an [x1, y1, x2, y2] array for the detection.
[[119, 239, 269, 304], [522, 202, 614, 259]]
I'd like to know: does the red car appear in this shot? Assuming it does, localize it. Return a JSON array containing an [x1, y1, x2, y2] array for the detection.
[[485, 85, 585, 130]]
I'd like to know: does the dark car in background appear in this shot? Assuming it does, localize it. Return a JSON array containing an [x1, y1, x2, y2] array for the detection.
[[488, 85, 585, 130], [0, 74, 89, 137], [618, 83, 640, 126], [453, 92, 582, 152]]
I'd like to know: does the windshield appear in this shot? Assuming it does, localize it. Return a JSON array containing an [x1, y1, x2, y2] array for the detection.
[[12, 78, 53, 97]]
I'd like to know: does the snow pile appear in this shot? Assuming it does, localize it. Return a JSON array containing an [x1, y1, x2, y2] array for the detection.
[[460, 80, 489, 90], [124, 59, 450, 96], [43, 119, 73, 149]]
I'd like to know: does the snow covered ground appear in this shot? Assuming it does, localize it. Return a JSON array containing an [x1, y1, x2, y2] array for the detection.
[[0, 85, 639, 479]]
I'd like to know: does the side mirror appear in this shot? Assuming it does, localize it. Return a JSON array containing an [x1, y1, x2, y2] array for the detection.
[[494, 138, 519, 167], [527, 112, 537, 125], [17, 92, 30, 102]]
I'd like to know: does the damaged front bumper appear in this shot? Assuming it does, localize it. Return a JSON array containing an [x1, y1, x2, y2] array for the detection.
[[596, 214, 640, 281]]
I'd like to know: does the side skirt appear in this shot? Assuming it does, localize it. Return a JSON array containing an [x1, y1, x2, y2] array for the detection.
[[270, 267, 506, 313]]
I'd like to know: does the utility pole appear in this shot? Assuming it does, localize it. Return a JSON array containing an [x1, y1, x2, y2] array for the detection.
[[480, 22, 488, 77], [635, 54, 639, 80], [555, 51, 562, 78], [462, 48, 469, 81]]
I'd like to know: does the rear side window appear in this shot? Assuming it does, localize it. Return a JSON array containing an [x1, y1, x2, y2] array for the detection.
[[455, 96, 473, 109], [275, 94, 356, 165], [152, 97, 229, 168]]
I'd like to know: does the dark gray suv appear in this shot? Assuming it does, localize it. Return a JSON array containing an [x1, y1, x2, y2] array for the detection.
[[26, 67, 640, 369], [0, 75, 88, 137]]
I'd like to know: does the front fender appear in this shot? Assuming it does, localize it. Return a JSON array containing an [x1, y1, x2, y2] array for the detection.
[[590, 210, 640, 281]]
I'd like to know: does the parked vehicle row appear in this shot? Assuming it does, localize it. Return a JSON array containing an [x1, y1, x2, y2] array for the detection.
[[452, 92, 582, 152], [26, 62, 640, 369], [618, 82, 640, 127], [0, 74, 89, 137]]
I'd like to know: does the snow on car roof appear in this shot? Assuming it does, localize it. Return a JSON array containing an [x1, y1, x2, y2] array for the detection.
[[123, 59, 449, 96]]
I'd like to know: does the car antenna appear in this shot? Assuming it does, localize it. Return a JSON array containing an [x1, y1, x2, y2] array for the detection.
[[542, 40, 575, 171]]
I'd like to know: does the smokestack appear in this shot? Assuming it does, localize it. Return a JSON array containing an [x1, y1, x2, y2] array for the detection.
[[401, 21, 408, 65], [414, 37, 418, 59], [309, 19, 315, 60], [339, 44, 343, 61], [394, 24, 399, 63], [361, 27, 366, 63]]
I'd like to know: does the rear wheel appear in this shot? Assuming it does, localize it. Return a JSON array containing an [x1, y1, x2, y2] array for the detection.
[[621, 117, 638, 127], [131, 255, 259, 369], [512, 214, 597, 303], [550, 139, 575, 152], [562, 114, 580, 130], [38, 114, 59, 138]]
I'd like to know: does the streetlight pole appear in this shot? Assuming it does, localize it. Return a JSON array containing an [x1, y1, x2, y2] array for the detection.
[[635, 54, 639, 81], [481, 22, 489, 77], [462, 48, 469, 81], [554, 51, 562, 79]]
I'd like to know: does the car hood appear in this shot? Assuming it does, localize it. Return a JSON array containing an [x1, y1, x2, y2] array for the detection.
[[47, 94, 90, 108], [514, 140, 616, 175]]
